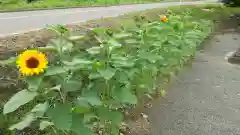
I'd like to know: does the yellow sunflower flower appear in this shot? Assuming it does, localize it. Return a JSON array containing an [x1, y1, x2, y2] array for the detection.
[[16, 50, 48, 76], [161, 15, 168, 23]]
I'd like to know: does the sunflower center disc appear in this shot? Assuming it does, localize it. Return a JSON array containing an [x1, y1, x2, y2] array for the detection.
[[26, 57, 39, 68]]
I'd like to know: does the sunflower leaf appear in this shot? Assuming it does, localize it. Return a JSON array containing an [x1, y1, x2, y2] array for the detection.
[[9, 114, 36, 130], [3, 90, 38, 114], [44, 66, 69, 76], [26, 75, 44, 91]]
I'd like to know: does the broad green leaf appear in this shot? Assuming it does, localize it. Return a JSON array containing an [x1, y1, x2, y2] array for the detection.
[[97, 107, 123, 126], [62, 58, 92, 66], [125, 39, 138, 44], [68, 36, 84, 41], [31, 102, 48, 117], [62, 80, 82, 92], [71, 113, 95, 135], [114, 33, 132, 39], [111, 56, 135, 68], [88, 72, 101, 79], [39, 121, 54, 130], [86, 46, 101, 55], [74, 99, 91, 114], [115, 71, 129, 84], [26, 75, 44, 91], [98, 68, 116, 80], [47, 103, 72, 130], [84, 113, 98, 123], [108, 39, 122, 47], [139, 52, 164, 63], [114, 86, 138, 104], [78, 90, 102, 106], [4, 90, 38, 114], [44, 66, 68, 76], [9, 114, 36, 130]]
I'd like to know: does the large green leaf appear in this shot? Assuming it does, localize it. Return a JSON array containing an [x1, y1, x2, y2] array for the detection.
[[62, 80, 82, 92], [68, 35, 84, 41], [71, 113, 95, 135], [44, 66, 68, 76], [114, 33, 132, 39], [78, 90, 102, 106], [97, 107, 123, 126], [9, 114, 35, 130], [108, 39, 122, 47], [47, 103, 72, 130], [62, 58, 92, 66], [86, 46, 101, 55], [98, 68, 116, 80], [31, 102, 49, 117], [139, 52, 164, 63], [26, 75, 44, 91], [114, 86, 138, 104], [3, 90, 38, 114], [39, 121, 54, 130], [74, 99, 91, 114]]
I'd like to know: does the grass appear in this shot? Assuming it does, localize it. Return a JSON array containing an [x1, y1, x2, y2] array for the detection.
[[0, 0, 175, 12], [0, 4, 240, 135]]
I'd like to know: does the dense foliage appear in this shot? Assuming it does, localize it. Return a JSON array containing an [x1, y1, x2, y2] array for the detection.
[[1, 9, 213, 135], [221, 0, 240, 7]]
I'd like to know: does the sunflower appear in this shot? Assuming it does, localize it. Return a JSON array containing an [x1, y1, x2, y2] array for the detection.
[[16, 50, 48, 76], [161, 15, 168, 22]]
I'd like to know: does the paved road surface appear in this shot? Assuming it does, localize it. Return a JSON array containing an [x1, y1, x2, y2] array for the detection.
[[145, 30, 240, 134], [0, 0, 218, 36]]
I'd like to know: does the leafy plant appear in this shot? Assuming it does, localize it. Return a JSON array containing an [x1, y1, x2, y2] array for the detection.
[[1, 9, 213, 135]]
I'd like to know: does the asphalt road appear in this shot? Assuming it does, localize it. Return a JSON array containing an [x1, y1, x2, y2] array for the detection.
[[146, 29, 240, 135], [0, 0, 218, 36]]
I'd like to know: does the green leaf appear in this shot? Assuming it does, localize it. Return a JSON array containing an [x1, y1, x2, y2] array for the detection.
[[26, 75, 44, 91], [111, 56, 135, 68], [83, 113, 98, 123], [9, 114, 35, 130], [86, 46, 101, 55], [114, 33, 132, 39], [74, 99, 91, 114], [47, 103, 72, 130], [114, 86, 138, 104], [98, 68, 116, 80], [3, 90, 38, 114], [97, 107, 123, 126], [62, 58, 92, 66], [62, 80, 82, 92], [139, 52, 164, 63], [71, 113, 95, 135], [78, 90, 102, 106], [31, 102, 48, 117], [115, 71, 129, 84], [88, 72, 101, 79], [44, 66, 68, 76], [39, 121, 54, 130], [68, 36, 84, 41], [108, 39, 122, 47]]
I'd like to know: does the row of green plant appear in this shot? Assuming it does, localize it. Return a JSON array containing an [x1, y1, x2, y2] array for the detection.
[[0, 0, 162, 12], [0, 8, 213, 135]]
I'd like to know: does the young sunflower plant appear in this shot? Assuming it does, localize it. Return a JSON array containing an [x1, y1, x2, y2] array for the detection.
[[1, 9, 213, 135]]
